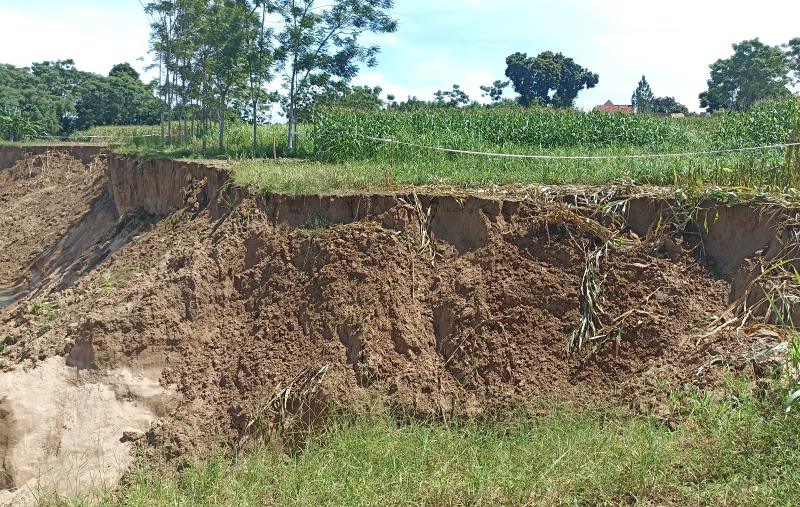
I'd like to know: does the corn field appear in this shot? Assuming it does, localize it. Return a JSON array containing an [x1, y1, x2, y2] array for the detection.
[[312, 98, 800, 189]]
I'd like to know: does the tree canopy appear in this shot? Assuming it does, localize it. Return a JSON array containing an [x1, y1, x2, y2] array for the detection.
[[142, 0, 397, 150], [630, 76, 688, 115], [651, 96, 689, 115], [302, 84, 384, 119], [434, 84, 472, 107], [631, 76, 654, 114], [271, 0, 397, 149], [789, 37, 800, 84], [480, 80, 509, 103], [0, 60, 161, 137], [109, 62, 141, 80], [699, 38, 794, 112], [504, 51, 598, 108]]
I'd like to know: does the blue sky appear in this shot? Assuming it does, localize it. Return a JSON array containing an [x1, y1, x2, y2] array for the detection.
[[2, 0, 799, 111]]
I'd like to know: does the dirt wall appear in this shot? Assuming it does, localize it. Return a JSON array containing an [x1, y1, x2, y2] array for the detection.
[[106, 155, 230, 216], [3, 146, 789, 298]]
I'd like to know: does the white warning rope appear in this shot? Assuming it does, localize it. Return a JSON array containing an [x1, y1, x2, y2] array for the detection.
[[360, 135, 800, 160], [35, 134, 161, 141]]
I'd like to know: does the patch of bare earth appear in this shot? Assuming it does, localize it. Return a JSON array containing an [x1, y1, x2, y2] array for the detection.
[[0, 152, 105, 284]]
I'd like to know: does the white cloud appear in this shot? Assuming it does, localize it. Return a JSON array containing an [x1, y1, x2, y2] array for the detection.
[[0, 3, 153, 79]]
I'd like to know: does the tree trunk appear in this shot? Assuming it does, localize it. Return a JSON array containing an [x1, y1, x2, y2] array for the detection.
[[218, 96, 226, 152], [201, 101, 208, 151], [159, 52, 165, 143], [252, 98, 258, 156], [288, 68, 297, 152]]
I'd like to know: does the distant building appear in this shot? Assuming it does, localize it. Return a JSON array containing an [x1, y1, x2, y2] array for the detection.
[[595, 100, 633, 113]]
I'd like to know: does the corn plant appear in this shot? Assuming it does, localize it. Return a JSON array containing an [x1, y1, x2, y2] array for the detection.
[[312, 98, 800, 190]]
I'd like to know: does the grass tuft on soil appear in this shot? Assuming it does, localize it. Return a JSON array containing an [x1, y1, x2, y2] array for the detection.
[[64, 381, 800, 507]]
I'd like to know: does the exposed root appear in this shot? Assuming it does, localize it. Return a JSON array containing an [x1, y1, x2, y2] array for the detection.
[[242, 364, 333, 453], [399, 191, 438, 266]]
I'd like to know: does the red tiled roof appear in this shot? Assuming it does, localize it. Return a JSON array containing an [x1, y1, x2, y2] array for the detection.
[[595, 102, 633, 113]]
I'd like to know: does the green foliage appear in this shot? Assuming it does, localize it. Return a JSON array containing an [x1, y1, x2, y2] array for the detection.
[[79, 383, 800, 506], [631, 75, 654, 114], [652, 96, 689, 115], [109, 63, 141, 81], [107, 122, 314, 161], [0, 63, 65, 134], [141, 0, 396, 152], [98, 270, 133, 297], [73, 74, 162, 130], [299, 84, 384, 121], [433, 84, 471, 107], [308, 97, 800, 190], [700, 38, 794, 112], [709, 98, 800, 148], [29, 300, 59, 336], [0, 108, 46, 141], [785, 332, 800, 413], [790, 37, 800, 83], [504, 51, 599, 108], [0, 60, 161, 136], [233, 158, 381, 195], [270, 0, 398, 149], [313, 106, 696, 161], [480, 80, 510, 102]]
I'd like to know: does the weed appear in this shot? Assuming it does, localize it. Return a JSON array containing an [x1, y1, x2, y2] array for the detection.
[[98, 270, 133, 296], [300, 213, 333, 237], [166, 210, 191, 230], [30, 300, 59, 336]]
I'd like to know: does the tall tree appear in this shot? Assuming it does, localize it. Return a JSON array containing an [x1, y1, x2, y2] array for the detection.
[[651, 96, 689, 115], [243, 0, 273, 154], [505, 51, 598, 108], [204, 0, 256, 150], [30, 60, 83, 132], [699, 38, 792, 112], [109, 62, 141, 80], [631, 75, 654, 113], [480, 80, 509, 102], [301, 84, 383, 119], [433, 84, 471, 107], [789, 37, 800, 84], [271, 0, 398, 150]]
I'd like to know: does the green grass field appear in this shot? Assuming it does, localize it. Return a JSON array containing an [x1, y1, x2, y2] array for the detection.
[[58, 379, 800, 506]]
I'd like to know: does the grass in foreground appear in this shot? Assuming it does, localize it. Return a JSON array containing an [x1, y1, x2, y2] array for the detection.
[[233, 159, 387, 195], [64, 380, 800, 507]]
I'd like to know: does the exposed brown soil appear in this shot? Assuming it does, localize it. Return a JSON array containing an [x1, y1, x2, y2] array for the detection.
[[0, 151, 788, 494], [0, 152, 106, 285]]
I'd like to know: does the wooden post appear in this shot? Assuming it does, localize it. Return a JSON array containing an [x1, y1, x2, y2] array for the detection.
[[273, 133, 277, 160], [785, 136, 799, 188], [386, 139, 395, 188]]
